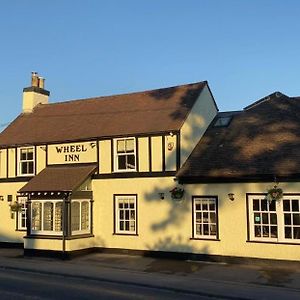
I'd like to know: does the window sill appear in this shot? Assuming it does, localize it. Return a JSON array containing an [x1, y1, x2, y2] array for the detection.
[[246, 240, 300, 245], [190, 237, 220, 241], [24, 235, 62, 240], [15, 229, 27, 232], [113, 233, 138, 236], [67, 234, 94, 240]]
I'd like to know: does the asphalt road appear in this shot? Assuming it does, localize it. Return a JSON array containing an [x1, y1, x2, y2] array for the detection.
[[0, 268, 216, 300]]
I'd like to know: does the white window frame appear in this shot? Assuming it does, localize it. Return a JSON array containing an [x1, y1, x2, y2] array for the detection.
[[192, 196, 218, 239], [18, 147, 35, 176], [31, 200, 63, 235], [71, 199, 91, 235], [248, 194, 300, 244], [17, 196, 27, 230], [114, 195, 137, 235], [114, 138, 136, 172]]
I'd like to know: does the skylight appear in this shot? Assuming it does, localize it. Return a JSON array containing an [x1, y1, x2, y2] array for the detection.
[[213, 116, 232, 127]]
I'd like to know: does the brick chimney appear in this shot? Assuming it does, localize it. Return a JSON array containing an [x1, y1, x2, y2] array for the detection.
[[22, 72, 50, 113]]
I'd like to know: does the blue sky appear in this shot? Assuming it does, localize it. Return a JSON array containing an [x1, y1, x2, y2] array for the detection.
[[1, 0, 300, 128]]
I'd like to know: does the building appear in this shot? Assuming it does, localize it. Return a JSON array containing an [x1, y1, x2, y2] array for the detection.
[[0, 73, 299, 262]]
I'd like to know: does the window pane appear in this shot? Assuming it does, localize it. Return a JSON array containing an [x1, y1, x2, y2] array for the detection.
[[209, 212, 216, 223], [293, 227, 300, 239], [254, 213, 261, 224], [71, 202, 80, 231], [125, 139, 135, 151], [292, 200, 299, 212], [130, 210, 135, 220], [210, 224, 216, 235], [203, 224, 209, 235], [254, 226, 261, 237], [196, 224, 201, 235], [55, 202, 63, 232], [32, 202, 42, 231], [261, 200, 268, 211], [21, 163, 27, 174], [262, 213, 269, 224], [126, 154, 135, 169], [253, 200, 259, 211], [270, 226, 277, 238], [269, 200, 276, 211], [209, 202, 215, 211], [270, 213, 277, 225], [285, 227, 292, 238], [262, 226, 269, 237], [196, 212, 201, 222], [283, 200, 290, 212], [81, 202, 89, 230], [293, 214, 300, 226], [118, 156, 126, 169], [43, 202, 53, 231], [129, 221, 135, 231], [120, 210, 124, 220], [28, 162, 34, 174], [117, 140, 125, 152], [284, 214, 291, 225], [27, 150, 34, 160]]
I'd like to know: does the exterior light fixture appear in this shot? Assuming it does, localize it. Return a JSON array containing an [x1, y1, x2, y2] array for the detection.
[[0, 196, 4, 201], [158, 192, 165, 200], [228, 193, 235, 201]]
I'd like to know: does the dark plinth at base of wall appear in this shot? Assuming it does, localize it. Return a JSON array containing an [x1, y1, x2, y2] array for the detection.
[[0, 242, 23, 249], [21, 246, 300, 267], [24, 247, 96, 260]]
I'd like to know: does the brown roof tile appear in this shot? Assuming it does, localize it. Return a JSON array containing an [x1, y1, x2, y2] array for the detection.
[[0, 82, 208, 147], [177, 92, 300, 182], [19, 164, 97, 192]]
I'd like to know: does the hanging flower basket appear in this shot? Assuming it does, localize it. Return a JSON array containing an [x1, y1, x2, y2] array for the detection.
[[9, 202, 22, 212], [170, 187, 185, 200], [266, 185, 283, 203]]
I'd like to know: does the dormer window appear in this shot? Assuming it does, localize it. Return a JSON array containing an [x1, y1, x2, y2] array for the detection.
[[114, 138, 136, 172], [18, 147, 34, 176]]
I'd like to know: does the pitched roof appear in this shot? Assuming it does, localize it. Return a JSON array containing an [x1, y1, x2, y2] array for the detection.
[[177, 92, 300, 182], [19, 164, 97, 193], [0, 82, 208, 147]]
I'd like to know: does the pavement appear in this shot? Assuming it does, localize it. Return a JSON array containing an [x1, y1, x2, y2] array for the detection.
[[0, 248, 300, 299]]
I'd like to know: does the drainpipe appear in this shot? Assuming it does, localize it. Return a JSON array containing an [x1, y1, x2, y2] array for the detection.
[[62, 192, 71, 259]]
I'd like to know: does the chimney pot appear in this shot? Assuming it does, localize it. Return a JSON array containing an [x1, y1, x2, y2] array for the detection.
[[38, 77, 45, 89], [31, 72, 39, 87]]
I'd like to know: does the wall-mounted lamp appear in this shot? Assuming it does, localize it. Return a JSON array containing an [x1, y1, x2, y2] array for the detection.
[[0, 196, 4, 201], [228, 193, 235, 201], [158, 192, 165, 200]]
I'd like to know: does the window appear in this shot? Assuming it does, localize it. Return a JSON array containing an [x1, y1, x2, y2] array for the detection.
[[114, 138, 136, 171], [192, 196, 218, 239], [114, 195, 137, 234], [213, 116, 232, 127], [31, 200, 63, 235], [248, 194, 300, 243], [17, 197, 27, 230], [71, 200, 90, 234], [18, 147, 34, 176]]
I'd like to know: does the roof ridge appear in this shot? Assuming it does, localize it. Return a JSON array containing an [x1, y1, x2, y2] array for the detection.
[[244, 91, 287, 110], [43, 81, 207, 106]]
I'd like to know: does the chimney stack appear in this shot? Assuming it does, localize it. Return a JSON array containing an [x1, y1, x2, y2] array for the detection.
[[22, 72, 50, 113]]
